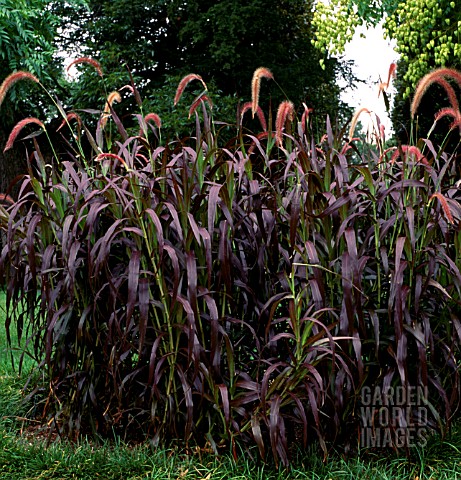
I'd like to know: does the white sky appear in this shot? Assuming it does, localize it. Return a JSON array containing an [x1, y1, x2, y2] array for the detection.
[[340, 23, 398, 137]]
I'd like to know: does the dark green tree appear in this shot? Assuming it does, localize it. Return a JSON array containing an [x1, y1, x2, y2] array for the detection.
[[386, 0, 461, 147], [53, 0, 352, 136], [313, 0, 461, 146], [0, 0, 65, 193]]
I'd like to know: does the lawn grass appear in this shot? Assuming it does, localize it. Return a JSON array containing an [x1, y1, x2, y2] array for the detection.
[[1, 296, 461, 479], [1, 416, 461, 479]]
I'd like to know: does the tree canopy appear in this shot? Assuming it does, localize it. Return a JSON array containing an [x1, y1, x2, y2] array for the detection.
[[0, 0, 61, 122], [51, 0, 352, 135], [0, 0, 357, 138], [0, 0, 71, 194], [312, 0, 461, 143]]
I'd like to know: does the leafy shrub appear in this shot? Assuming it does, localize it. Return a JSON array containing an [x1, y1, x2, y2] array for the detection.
[[1, 64, 461, 467]]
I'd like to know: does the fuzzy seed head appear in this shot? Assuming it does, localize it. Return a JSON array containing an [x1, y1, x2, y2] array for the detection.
[[240, 101, 267, 132], [434, 107, 461, 132], [144, 113, 162, 129], [300, 102, 312, 135], [411, 68, 461, 118], [4, 117, 45, 152], [387, 62, 397, 84], [378, 63, 397, 98], [174, 74, 208, 106], [67, 57, 103, 77], [57, 112, 83, 132], [0, 71, 39, 108], [96, 152, 128, 169], [188, 94, 213, 118], [251, 67, 273, 118], [390, 145, 430, 166], [106, 91, 122, 110], [0, 193, 14, 205], [101, 91, 122, 129], [348, 108, 371, 141], [275, 100, 294, 147], [430, 192, 454, 224]]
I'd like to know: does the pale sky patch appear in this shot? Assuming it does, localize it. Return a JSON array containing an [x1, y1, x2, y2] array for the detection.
[[340, 23, 398, 138]]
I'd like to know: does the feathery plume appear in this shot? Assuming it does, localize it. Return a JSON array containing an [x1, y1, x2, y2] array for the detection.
[[275, 100, 294, 147], [188, 94, 213, 118], [430, 192, 454, 224], [300, 102, 313, 135], [378, 82, 388, 98], [136, 153, 150, 164], [411, 68, 461, 118], [434, 77, 460, 112], [378, 63, 397, 97], [390, 145, 430, 166], [248, 131, 276, 155], [239, 102, 252, 118], [348, 107, 371, 141], [56, 112, 83, 132], [106, 91, 122, 110], [120, 83, 143, 107], [0, 71, 39, 108], [240, 101, 267, 131], [144, 113, 162, 129], [4, 117, 45, 152], [251, 67, 273, 118], [100, 91, 122, 129], [434, 107, 461, 133], [387, 62, 397, 83], [95, 152, 128, 169], [0, 193, 14, 205], [66, 57, 103, 77], [120, 84, 135, 94], [174, 74, 207, 106], [137, 112, 162, 136], [57, 111, 83, 141]]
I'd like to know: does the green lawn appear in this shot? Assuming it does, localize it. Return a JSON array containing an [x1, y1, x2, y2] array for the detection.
[[1, 296, 461, 479]]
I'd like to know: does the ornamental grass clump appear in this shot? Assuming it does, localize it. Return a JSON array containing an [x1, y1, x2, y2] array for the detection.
[[0, 65, 461, 467]]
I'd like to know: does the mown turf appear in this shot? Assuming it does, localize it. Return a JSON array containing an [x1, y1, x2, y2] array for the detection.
[[1, 423, 461, 480], [1, 293, 461, 479], [1, 367, 461, 480]]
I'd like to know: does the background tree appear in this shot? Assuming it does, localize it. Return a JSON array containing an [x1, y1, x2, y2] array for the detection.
[[385, 0, 461, 145], [312, 0, 461, 146], [53, 0, 353, 137], [0, 0, 64, 194]]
